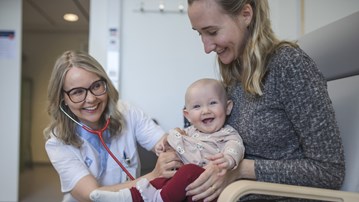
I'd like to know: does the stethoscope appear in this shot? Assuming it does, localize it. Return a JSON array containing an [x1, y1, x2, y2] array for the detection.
[[59, 102, 135, 181]]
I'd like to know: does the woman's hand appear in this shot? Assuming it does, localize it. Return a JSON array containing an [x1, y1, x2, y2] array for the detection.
[[185, 162, 229, 202], [151, 149, 183, 179], [185, 159, 255, 201], [185, 163, 224, 202]]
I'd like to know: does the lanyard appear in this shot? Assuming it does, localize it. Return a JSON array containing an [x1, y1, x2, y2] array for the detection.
[[81, 118, 135, 181]]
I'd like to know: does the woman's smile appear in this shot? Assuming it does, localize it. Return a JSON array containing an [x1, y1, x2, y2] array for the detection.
[[82, 104, 99, 112]]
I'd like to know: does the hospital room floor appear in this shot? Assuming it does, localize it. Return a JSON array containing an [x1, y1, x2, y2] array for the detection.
[[18, 160, 152, 201], [19, 164, 62, 202]]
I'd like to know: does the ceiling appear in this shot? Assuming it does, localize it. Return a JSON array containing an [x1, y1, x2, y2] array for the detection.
[[23, 0, 89, 32]]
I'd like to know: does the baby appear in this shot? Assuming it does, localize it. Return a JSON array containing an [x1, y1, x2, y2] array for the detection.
[[91, 78, 244, 202]]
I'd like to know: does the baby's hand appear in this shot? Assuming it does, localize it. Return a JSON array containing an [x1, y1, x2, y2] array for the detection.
[[155, 135, 169, 156], [203, 160, 227, 176], [207, 153, 234, 171]]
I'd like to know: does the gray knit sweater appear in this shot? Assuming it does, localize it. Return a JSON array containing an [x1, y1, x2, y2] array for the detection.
[[226, 46, 345, 200]]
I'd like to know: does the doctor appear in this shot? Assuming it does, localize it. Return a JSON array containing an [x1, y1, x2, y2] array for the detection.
[[44, 50, 182, 202]]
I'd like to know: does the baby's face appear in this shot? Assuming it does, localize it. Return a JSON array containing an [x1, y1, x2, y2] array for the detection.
[[184, 84, 229, 134]]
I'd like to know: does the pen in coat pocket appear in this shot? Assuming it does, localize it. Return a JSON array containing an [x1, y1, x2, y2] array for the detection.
[[123, 150, 131, 165]]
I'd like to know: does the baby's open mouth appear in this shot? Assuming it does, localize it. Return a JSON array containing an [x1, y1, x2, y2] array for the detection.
[[202, 118, 214, 124]]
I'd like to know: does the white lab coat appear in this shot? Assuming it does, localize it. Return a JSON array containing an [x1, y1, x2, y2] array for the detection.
[[45, 101, 164, 202]]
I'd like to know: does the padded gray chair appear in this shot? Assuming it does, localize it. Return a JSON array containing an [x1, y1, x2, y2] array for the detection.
[[218, 11, 359, 202]]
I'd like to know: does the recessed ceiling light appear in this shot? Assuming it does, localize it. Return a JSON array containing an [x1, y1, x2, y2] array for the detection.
[[63, 13, 79, 22]]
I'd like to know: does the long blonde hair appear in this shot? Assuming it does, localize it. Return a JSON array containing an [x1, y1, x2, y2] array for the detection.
[[44, 50, 124, 147], [188, 0, 297, 95]]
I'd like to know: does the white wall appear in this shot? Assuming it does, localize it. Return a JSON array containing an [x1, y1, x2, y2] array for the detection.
[[88, 0, 108, 66], [269, 0, 359, 39], [304, 0, 359, 34], [269, 0, 301, 40], [90, 0, 217, 132], [0, 0, 21, 201], [120, 0, 217, 131]]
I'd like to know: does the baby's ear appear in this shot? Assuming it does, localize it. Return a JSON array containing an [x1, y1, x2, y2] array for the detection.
[[183, 108, 191, 123], [226, 100, 233, 115]]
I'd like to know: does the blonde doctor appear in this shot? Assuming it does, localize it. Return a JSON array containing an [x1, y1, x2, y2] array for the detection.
[[44, 50, 182, 202]]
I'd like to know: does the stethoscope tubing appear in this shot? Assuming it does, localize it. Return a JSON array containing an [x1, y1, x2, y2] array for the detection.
[[59, 102, 135, 181], [82, 119, 135, 180]]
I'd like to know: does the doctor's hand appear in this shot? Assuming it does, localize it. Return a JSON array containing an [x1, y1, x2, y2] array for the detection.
[[152, 149, 183, 179]]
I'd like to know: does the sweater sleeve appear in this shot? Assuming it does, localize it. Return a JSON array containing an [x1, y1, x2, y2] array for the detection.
[[222, 125, 245, 169], [255, 47, 345, 189]]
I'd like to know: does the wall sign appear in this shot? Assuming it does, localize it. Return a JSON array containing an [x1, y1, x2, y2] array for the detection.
[[0, 31, 16, 59]]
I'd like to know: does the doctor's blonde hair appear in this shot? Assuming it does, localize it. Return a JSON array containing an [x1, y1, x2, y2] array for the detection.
[[44, 50, 124, 147]]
